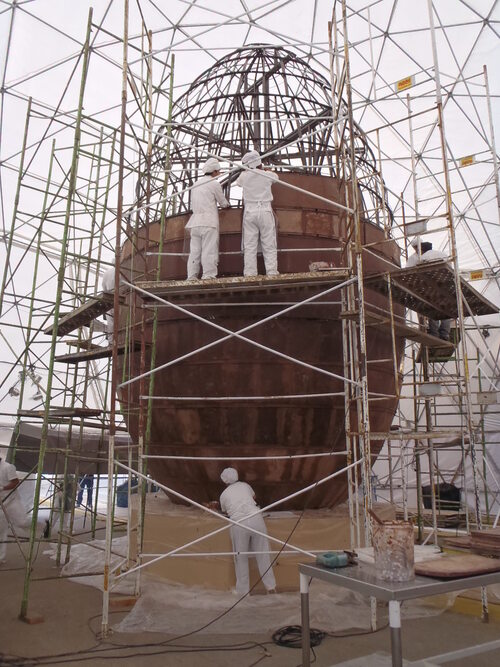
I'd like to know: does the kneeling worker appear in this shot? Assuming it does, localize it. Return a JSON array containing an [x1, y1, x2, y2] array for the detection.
[[219, 467, 276, 595], [236, 150, 279, 277], [186, 158, 229, 280]]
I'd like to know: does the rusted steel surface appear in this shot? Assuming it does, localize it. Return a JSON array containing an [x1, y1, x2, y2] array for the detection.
[[118, 174, 404, 509]]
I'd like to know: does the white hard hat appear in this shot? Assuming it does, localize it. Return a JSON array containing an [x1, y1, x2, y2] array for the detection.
[[220, 467, 238, 485], [202, 158, 221, 174], [242, 150, 262, 168], [410, 236, 421, 249]]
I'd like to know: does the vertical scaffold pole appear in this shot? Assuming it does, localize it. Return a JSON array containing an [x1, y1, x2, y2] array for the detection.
[[19, 10, 93, 620], [102, 0, 128, 637], [483, 65, 500, 221], [427, 0, 487, 621], [133, 27, 154, 598], [328, 17, 356, 549], [12, 139, 55, 456], [341, 0, 375, 630], [0, 98, 31, 318], [341, 0, 372, 538]]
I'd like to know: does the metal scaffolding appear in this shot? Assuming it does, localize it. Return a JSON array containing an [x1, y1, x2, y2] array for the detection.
[[0, 0, 499, 633]]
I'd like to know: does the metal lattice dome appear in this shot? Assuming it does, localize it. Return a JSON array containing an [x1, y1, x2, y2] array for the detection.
[[142, 45, 390, 227]]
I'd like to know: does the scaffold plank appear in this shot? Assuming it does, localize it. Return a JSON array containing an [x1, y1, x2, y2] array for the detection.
[[340, 308, 455, 348], [366, 261, 498, 319], [64, 340, 103, 351], [55, 341, 142, 363], [364, 429, 466, 441], [44, 292, 118, 336], [17, 407, 103, 419], [135, 269, 350, 301]]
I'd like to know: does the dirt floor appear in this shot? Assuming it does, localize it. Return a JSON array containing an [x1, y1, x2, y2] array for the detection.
[[1, 517, 500, 667]]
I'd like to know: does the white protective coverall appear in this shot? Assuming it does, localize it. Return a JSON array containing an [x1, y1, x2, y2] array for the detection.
[[102, 267, 116, 341], [406, 243, 452, 340], [219, 469, 276, 594], [236, 152, 279, 277], [186, 162, 229, 280], [0, 458, 28, 562]]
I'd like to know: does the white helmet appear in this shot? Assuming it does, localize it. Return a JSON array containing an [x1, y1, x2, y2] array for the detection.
[[202, 157, 221, 174], [242, 150, 262, 168], [410, 236, 421, 249], [220, 467, 238, 485]]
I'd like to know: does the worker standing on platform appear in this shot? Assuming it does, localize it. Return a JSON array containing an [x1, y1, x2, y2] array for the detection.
[[236, 150, 279, 277], [406, 238, 452, 341], [219, 467, 276, 596], [186, 158, 229, 280], [0, 454, 28, 563]]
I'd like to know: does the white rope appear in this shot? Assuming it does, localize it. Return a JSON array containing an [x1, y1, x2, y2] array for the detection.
[[140, 391, 345, 401]]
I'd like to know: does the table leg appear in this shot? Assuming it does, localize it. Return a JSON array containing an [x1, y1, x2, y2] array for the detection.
[[300, 572, 310, 667], [389, 600, 402, 667]]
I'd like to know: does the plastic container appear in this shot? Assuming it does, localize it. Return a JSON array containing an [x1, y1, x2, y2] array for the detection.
[[316, 551, 349, 568], [372, 521, 414, 582]]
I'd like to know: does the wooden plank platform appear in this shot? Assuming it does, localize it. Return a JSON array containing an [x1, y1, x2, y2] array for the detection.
[[44, 292, 118, 336], [340, 308, 454, 349], [17, 407, 103, 419], [63, 340, 103, 351], [135, 270, 350, 301], [55, 341, 142, 364], [366, 261, 498, 319]]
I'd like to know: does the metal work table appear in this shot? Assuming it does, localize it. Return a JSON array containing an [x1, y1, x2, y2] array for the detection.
[[299, 562, 500, 667]]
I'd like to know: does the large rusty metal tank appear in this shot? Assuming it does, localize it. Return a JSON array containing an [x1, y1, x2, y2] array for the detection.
[[117, 46, 404, 509]]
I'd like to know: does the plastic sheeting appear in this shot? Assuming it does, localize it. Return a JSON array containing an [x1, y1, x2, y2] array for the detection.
[[115, 576, 456, 636], [46, 537, 456, 636]]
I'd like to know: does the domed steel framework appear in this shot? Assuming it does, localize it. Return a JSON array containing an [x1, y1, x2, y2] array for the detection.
[[141, 45, 391, 228]]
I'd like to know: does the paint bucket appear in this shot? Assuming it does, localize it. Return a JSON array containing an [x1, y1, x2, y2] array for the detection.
[[372, 520, 414, 582]]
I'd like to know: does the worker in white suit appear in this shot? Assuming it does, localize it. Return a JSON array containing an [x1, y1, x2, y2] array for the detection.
[[0, 454, 28, 563], [236, 150, 279, 277], [186, 158, 229, 280], [406, 238, 452, 340], [101, 265, 124, 342], [219, 467, 276, 595]]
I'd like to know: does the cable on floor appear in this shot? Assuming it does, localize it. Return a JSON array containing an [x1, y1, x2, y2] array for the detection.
[[272, 625, 325, 649]]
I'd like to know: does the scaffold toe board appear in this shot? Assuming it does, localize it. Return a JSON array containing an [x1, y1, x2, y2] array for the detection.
[[135, 270, 350, 301], [55, 341, 142, 363], [43, 292, 118, 336], [367, 261, 498, 319], [17, 407, 103, 419]]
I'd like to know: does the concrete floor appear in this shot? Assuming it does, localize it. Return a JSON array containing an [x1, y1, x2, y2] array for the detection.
[[1, 522, 500, 667]]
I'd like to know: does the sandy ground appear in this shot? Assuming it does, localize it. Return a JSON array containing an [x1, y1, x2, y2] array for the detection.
[[1, 516, 500, 667]]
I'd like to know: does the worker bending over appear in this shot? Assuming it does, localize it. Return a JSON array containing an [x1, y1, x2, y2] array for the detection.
[[407, 238, 452, 341], [219, 467, 276, 595], [186, 158, 229, 280], [236, 150, 279, 277]]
